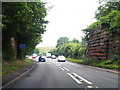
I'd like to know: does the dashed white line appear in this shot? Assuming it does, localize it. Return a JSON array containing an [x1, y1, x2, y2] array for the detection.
[[58, 64, 61, 67], [60, 67, 65, 71], [72, 73, 92, 85], [56, 64, 59, 67], [95, 86, 99, 88], [56, 64, 93, 86], [62, 67, 69, 71], [67, 73, 82, 84], [87, 86, 93, 88]]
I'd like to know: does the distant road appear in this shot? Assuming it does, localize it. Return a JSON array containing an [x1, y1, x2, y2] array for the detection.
[[4, 58, 119, 88]]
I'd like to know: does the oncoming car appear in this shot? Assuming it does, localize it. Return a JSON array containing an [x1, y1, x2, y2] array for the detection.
[[57, 55, 66, 62], [39, 56, 46, 62]]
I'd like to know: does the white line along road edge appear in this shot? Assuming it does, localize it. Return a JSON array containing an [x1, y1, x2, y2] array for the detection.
[[72, 73, 92, 85], [2, 63, 36, 88], [67, 73, 82, 84]]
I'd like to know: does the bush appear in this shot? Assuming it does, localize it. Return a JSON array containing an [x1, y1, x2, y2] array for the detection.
[[66, 56, 119, 70]]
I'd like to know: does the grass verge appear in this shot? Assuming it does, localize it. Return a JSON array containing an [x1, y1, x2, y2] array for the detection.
[[66, 58, 119, 71], [2, 59, 34, 76]]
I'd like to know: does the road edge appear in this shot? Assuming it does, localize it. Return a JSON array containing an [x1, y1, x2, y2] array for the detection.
[[2, 61, 36, 88], [66, 61, 119, 74]]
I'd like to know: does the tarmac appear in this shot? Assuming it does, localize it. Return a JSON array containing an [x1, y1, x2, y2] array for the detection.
[[2, 61, 36, 88], [2, 60, 119, 89]]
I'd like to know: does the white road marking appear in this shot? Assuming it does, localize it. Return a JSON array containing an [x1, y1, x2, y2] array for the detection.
[[67, 73, 82, 84], [60, 67, 65, 71], [58, 64, 61, 67], [87, 86, 93, 88], [62, 67, 69, 71], [2, 63, 36, 88], [56, 64, 59, 67], [80, 80, 83, 81], [72, 73, 92, 85], [95, 86, 99, 88]]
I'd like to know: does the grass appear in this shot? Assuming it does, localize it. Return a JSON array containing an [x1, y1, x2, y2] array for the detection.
[[66, 58, 84, 64], [2, 59, 34, 76], [66, 58, 120, 70]]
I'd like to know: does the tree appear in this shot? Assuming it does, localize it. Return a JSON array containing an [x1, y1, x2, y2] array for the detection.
[[82, 21, 100, 41], [50, 41, 86, 59], [33, 48, 40, 56], [2, 2, 48, 61], [95, 2, 120, 34], [56, 37, 69, 47], [71, 38, 79, 43]]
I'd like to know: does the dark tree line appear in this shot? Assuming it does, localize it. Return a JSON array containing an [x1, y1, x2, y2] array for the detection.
[[2, 2, 48, 61]]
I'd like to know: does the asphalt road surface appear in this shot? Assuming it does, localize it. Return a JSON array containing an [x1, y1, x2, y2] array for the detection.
[[4, 58, 119, 88]]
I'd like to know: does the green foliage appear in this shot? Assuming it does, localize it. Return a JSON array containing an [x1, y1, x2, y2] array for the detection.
[[33, 48, 40, 56], [2, 2, 48, 61], [0, 15, 4, 28], [82, 2, 120, 61], [95, 2, 120, 34], [71, 38, 79, 43], [82, 21, 100, 41], [56, 37, 69, 47], [66, 57, 119, 70], [83, 2, 120, 40], [49, 48, 57, 55], [2, 59, 33, 75], [50, 39, 86, 59], [66, 58, 84, 64]]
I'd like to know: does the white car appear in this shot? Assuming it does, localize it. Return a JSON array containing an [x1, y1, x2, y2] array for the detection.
[[57, 56, 66, 62], [51, 55, 56, 59]]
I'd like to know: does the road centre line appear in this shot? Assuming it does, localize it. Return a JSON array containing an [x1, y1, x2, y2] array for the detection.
[[67, 73, 82, 84], [58, 64, 61, 67], [72, 73, 92, 85], [87, 86, 99, 88], [60, 67, 65, 71], [62, 67, 69, 71], [87, 86, 93, 88]]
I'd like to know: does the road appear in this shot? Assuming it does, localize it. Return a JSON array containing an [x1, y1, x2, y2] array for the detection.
[[4, 58, 119, 88]]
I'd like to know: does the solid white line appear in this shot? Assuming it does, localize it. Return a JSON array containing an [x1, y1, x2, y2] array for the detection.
[[62, 67, 69, 71], [2, 63, 35, 88], [72, 73, 92, 85], [67, 73, 82, 84], [60, 67, 65, 71]]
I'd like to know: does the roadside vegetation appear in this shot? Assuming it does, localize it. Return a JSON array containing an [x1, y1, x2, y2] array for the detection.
[[49, 2, 120, 71], [2, 2, 48, 61], [2, 2, 49, 75], [2, 59, 33, 76], [50, 38, 119, 70], [66, 58, 119, 70]]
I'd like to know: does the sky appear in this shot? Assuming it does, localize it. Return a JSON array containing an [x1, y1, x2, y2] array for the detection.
[[36, 0, 100, 47]]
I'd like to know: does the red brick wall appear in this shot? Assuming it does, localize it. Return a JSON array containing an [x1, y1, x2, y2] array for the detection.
[[86, 25, 120, 60]]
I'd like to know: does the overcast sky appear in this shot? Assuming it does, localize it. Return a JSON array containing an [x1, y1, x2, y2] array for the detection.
[[36, 0, 100, 47]]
